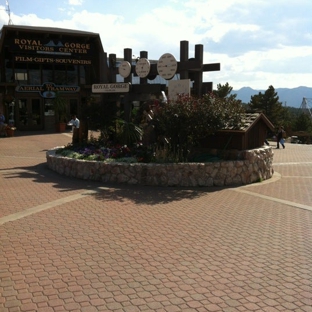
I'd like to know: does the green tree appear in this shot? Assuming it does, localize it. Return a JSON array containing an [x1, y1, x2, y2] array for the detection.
[[213, 82, 241, 103], [249, 85, 284, 126], [293, 112, 312, 132]]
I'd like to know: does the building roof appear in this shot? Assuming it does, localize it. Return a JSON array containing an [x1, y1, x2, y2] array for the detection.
[[0, 24, 105, 56], [220, 112, 275, 133], [0, 25, 100, 37]]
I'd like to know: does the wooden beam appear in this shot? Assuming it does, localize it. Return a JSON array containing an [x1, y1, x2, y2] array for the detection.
[[202, 63, 221, 72], [178, 61, 220, 72], [178, 60, 201, 71], [131, 84, 166, 94]]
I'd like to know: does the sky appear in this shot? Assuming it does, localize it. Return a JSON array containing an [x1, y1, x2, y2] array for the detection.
[[0, 0, 312, 90]]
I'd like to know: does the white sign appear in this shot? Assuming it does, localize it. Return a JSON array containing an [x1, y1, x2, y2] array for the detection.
[[168, 79, 190, 101], [92, 83, 130, 93]]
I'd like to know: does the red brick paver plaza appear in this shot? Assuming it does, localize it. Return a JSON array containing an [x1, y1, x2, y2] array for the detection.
[[1, 132, 312, 312]]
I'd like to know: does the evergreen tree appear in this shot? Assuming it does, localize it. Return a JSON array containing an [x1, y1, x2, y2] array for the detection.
[[293, 112, 312, 132], [213, 82, 240, 102], [249, 85, 284, 126]]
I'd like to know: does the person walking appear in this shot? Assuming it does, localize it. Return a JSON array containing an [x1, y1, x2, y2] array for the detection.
[[276, 126, 285, 149]]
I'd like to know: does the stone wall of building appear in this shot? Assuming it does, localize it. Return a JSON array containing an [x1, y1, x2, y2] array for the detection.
[[46, 146, 274, 187]]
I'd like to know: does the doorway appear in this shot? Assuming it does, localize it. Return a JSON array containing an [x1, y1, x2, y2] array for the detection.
[[16, 98, 44, 131]]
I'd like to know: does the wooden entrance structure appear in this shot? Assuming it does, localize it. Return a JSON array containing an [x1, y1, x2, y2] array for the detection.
[[105, 40, 220, 121]]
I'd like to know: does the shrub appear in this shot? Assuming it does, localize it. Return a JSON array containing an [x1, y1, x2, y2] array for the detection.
[[57, 92, 244, 163], [153, 93, 244, 161]]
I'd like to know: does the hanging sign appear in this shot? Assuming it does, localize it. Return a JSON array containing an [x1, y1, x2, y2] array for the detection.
[[15, 82, 80, 97], [92, 83, 130, 93]]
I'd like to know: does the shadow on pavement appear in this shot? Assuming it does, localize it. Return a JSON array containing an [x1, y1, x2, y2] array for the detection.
[[2, 161, 229, 205]]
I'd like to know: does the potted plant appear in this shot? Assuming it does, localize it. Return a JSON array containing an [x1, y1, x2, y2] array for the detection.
[[5, 124, 16, 137], [53, 92, 67, 132]]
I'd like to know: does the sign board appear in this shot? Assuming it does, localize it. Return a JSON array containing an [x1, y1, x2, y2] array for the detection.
[[11, 38, 94, 57], [15, 82, 80, 97], [92, 83, 130, 93], [168, 79, 190, 101]]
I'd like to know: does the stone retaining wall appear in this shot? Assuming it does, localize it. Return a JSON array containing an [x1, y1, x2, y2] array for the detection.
[[46, 146, 274, 187]]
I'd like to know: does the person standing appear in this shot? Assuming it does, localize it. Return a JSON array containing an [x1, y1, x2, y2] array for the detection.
[[0, 111, 6, 136], [276, 126, 285, 149], [68, 114, 80, 128], [68, 115, 80, 143]]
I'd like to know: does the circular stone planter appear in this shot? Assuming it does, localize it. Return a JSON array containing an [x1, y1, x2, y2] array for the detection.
[[46, 146, 274, 187]]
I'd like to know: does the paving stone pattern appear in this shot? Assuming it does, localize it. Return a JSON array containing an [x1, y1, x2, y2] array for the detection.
[[1, 132, 312, 312]]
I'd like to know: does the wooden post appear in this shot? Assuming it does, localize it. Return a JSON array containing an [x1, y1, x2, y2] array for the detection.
[[178, 40, 220, 96], [179, 41, 189, 80], [139, 51, 148, 84], [123, 48, 133, 122], [193, 44, 203, 97], [109, 54, 117, 83], [124, 48, 132, 84]]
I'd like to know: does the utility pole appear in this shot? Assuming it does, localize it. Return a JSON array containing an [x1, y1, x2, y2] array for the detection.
[[6, 0, 13, 25]]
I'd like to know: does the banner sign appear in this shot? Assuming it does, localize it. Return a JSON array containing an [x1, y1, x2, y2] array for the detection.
[[92, 83, 130, 93], [11, 38, 94, 57], [14, 55, 92, 65], [15, 82, 80, 98]]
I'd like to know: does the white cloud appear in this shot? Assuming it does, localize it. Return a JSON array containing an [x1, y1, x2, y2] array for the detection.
[[68, 0, 84, 5], [0, 0, 312, 89]]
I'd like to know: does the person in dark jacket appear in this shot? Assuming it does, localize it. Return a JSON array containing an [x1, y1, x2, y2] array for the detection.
[[0, 111, 6, 136], [276, 126, 285, 149]]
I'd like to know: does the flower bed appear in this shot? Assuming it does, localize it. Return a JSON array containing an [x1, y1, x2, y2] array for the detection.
[[46, 146, 274, 187]]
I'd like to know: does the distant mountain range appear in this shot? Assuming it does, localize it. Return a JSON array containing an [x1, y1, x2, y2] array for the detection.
[[231, 86, 312, 108]]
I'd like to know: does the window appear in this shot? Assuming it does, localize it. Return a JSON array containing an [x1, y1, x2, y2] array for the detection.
[[29, 64, 41, 84], [44, 98, 54, 116], [54, 64, 67, 84], [79, 65, 86, 84], [42, 64, 53, 82], [67, 65, 78, 85], [5, 59, 13, 82], [15, 72, 28, 83], [14, 63, 28, 84]]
